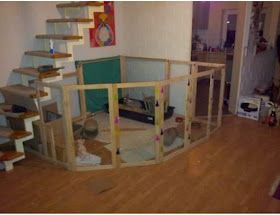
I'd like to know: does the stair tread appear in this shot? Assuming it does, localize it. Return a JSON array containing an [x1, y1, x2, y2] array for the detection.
[[25, 51, 72, 59], [56, 1, 103, 8], [0, 103, 39, 119], [0, 126, 32, 140], [0, 151, 24, 161], [47, 18, 93, 23], [13, 67, 60, 79], [36, 34, 82, 40], [0, 84, 48, 99]]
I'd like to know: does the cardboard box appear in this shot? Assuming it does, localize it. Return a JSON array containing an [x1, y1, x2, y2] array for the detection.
[[237, 96, 261, 121]]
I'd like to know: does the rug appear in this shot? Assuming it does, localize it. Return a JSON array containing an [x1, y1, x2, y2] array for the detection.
[[93, 112, 184, 163], [104, 137, 184, 163]]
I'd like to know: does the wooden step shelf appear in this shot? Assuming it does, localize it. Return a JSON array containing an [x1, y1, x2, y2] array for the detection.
[[47, 18, 92, 23], [25, 51, 72, 59], [0, 126, 32, 140], [56, 1, 103, 8], [13, 67, 60, 79], [0, 84, 48, 99], [0, 103, 39, 119], [36, 34, 82, 40], [0, 151, 24, 161]]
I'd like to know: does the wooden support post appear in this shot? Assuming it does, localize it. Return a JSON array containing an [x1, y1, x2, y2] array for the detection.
[[164, 60, 171, 111], [191, 64, 198, 117], [108, 84, 120, 168], [62, 87, 76, 170], [155, 83, 164, 162], [47, 125, 57, 162], [217, 68, 225, 127], [36, 83, 49, 156], [120, 56, 127, 97], [207, 71, 214, 137], [77, 64, 87, 120], [184, 77, 193, 147]]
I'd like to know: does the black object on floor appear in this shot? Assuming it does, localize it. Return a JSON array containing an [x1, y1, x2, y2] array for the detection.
[[11, 105, 27, 113], [273, 183, 280, 200], [105, 98, 175, 124]]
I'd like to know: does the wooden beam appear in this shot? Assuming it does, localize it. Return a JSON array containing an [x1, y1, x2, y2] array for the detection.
[[108, 84, 120, 167], [120, 56, 127, 97], [35, 34, 82, 40], [217, 68, 225, 127], [164, 60, 170, 110], [62, 87, 76, 170], [56, 1, 103, 8], [77, 65, 87, 119], [207, 71, 214, 137], [191, 64, 198, 118], [184, 77, 193, 147], [62, 72, 78, 78], [35, 84, 49, 157], [25, 51, 72, 59], [46, 18, 93, 23], [154, 83, 164, 163]]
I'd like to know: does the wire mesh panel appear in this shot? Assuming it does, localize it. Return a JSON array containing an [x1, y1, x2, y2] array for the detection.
[[35, 82, 67, 164], [63, 85, 114, 170], [117, 85, 157, 166]]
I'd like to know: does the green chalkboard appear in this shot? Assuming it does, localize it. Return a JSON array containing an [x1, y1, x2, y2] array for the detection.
[[76, 56, 122, 112]]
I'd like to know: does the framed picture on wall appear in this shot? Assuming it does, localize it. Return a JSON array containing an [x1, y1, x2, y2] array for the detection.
[[89, 1, 116, 48]]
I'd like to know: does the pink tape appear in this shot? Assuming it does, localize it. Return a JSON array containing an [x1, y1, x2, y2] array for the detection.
[[114, 116, 120, 124], [155, 135, 160, 142]]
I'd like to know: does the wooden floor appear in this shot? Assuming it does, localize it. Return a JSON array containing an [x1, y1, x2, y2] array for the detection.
[[1, 116, 280, 212]]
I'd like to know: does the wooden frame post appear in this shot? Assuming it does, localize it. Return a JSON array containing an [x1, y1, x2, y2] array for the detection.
[[77, 64, 87, 120], [62, 86, 76, 170], [191, 64, 198, 117], [164, 60, 171, 111], [155, 83, 164, 162], [207, 71, 214, 137], [108, 84, 120, 168], [35, 82, 49, 156], [184, 77, 193, 147], [120, 55, 127, 98], [217, 67, 225, 127]]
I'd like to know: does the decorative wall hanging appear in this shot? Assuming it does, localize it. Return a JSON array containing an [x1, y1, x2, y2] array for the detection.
[[89, 1, 116, 48]]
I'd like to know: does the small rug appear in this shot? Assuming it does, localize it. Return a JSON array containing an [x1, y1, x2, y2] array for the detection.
[[104, 137, 184, 163], [87, 177, 116, 195]]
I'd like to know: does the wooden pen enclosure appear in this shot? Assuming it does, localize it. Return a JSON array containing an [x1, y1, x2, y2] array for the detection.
[[35, 56, 225, 171]]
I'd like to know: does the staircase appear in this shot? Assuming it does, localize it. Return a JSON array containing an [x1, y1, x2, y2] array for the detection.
[[0, 1, 104, 171]]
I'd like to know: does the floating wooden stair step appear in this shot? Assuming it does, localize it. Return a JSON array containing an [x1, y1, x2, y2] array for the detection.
[[0, 151, 24, 162], [13, 67, 60, 79], [0, 103, 39, 119], [56, 1, 103, 8], [47, 18, 92, 23], [0, 126, 32, 140], [25, 51, 72, 59], [36, 34, 82, 40], [0, 84, 48, 99]]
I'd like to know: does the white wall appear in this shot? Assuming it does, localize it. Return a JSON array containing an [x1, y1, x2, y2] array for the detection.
[[121, 2, 193, 115], [0, 2, 193, 118], [122, 1, 192, 61], [0, 2, 28, 87]]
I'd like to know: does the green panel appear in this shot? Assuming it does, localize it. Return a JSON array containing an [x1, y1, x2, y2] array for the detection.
[[76, 57, 122, 112]]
